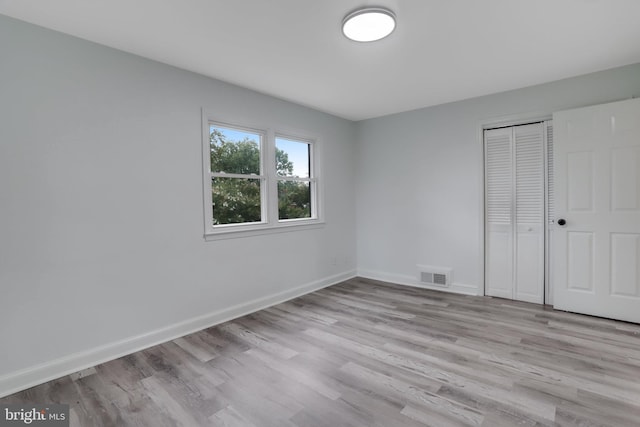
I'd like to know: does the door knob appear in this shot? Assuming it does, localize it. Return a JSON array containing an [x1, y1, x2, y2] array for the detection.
[[557, 218, 567, 226]]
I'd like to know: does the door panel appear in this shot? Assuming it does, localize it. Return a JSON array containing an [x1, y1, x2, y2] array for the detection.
[[566, 231, 594, 292], [553, 98, 640, 323], [566, 152, 594, 211], [514, 124, 544, 304], [485, 127, 513, 299], [610, 233, 640, 297], [611, 148, 640, 211]]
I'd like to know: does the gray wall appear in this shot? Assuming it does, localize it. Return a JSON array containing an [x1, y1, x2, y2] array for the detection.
[[355, 62, 640, 293], [0, 15, 356, 394]]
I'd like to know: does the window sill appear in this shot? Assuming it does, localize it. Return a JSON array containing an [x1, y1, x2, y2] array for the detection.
[[204, 220, 325, 241]]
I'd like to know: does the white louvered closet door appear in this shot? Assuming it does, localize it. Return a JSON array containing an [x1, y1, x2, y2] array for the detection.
[[485, 123, 545, 303], [545, 123, 554, 305], [514, 124, 545, 303], [485, 127, 514, 299]]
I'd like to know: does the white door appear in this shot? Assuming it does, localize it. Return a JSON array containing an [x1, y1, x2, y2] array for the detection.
[[553, 98, 640, 323], [486, 127, 514, 299], [485, 123, 545, 304]]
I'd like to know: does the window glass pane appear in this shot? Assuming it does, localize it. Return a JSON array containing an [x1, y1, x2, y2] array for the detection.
[[275, 137, 310, 177], [212, 177, 262, 225], [210, 125, 261, 175], [278, 181, 311, 220]]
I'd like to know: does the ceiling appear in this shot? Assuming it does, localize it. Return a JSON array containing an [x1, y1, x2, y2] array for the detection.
[[2, 0, 640, 121]]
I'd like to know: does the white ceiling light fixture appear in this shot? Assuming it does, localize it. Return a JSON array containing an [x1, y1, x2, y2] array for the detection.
[[342, 7, 396, 42]]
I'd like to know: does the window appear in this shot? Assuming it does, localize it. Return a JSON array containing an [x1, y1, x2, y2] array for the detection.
[[276, 136, 314, 220], [202, 114, 322, 238], [209, 126, 265, 226]]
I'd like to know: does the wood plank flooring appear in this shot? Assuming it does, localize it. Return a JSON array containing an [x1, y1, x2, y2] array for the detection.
[[3, 277, 640, 426]]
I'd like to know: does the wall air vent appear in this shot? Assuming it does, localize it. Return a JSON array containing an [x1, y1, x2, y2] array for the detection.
[[418, 265, 452, 287]]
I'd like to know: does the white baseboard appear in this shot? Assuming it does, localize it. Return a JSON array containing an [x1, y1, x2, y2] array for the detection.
[[357, 269, 479, 296], [0, 270, 356, 398]]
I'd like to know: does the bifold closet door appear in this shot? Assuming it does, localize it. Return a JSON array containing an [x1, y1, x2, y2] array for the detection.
[[485, 123, 545, 303]]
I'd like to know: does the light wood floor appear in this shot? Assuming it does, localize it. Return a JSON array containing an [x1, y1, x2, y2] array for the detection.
[[3, 277, 640, 426]]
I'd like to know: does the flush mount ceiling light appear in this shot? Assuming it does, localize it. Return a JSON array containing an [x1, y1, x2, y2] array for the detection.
[[342, 7, 396, 42]]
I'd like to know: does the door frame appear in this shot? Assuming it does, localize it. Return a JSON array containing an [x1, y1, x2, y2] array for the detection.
[[477, 112, 552, 302]]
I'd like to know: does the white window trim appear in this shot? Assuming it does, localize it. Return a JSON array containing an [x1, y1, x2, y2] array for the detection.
[[202, 110, 324, 240]]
